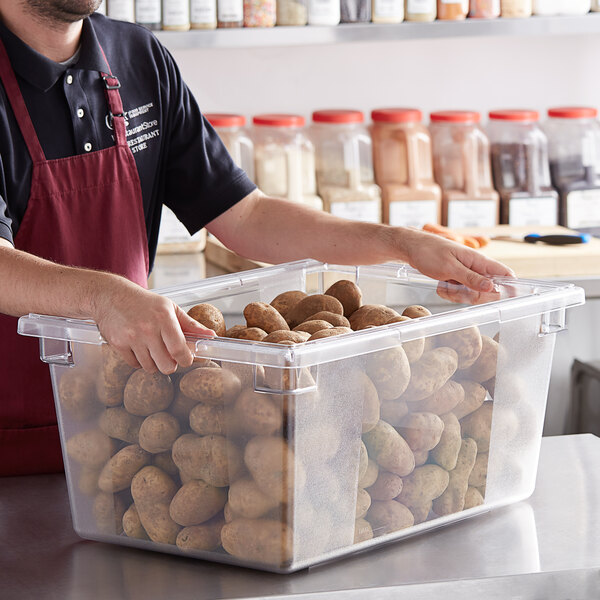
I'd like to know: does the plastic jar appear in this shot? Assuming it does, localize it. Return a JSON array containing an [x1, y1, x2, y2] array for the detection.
[[162, 0, 191, 29], [205, 114, 255, 181], [191, 0, 218, 28], [545, 107, 600, 229], [340, 0, 372, 22], [372, 0, 405, 22], [308, 0, 341, 23], [310, 110, 381, 224], [488, 110, 558, 226], [252, 114, 322, 210], [277, 0, 308, 24], [108, 0, 135, 22], [437, 0, 468, 19], [405, 0, 436, 20], [593, 0, 600, 11], [136, 0, 162, 29], [430, 110, 499, 228], [534, 0, 590, 13], [217, 0, 244, 26], [244, 0, 276, 25], [370, 108, 441, 228], [469, 0, 500, 17], [500, 0, 532, 17]]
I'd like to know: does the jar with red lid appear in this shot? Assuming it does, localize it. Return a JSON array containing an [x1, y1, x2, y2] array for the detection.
[[370, 108, 441, 228], [310, 110, 381, 223], [430, 110, 499, 228], [488, 109, 558, 226], [545, 107, 600, 230], [252, 114, 322, 211], [205, 113, 255, 181]]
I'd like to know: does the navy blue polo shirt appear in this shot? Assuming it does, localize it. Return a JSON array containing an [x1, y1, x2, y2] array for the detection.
[[0, 13, 256, 270]]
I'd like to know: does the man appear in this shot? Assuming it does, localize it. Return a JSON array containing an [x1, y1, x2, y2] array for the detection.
[[0, 0, 512, 475]]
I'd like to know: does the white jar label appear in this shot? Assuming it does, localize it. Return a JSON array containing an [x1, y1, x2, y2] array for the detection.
[[508, 196, 558, 227], [566, 189, 600, 228], [192, 0, 217, 23], [330, 200, 381, 224], [309, 0, 341, 19], [163, 0, 190, 26], [447, 200, 497, 228], [158, 206, 206, 244], [136, 0, 161, 23], [407, 0, 436, 12], [218, 0, 244, 20], [108, 0, 135, 21], [389, 200, 438, 228], [374, 0, 405, 19]]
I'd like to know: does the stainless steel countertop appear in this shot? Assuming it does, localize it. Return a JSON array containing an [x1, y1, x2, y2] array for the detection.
[[1, 434, 599, 600]]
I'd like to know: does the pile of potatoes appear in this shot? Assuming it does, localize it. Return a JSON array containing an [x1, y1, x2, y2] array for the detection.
[[59, 279, 497, 569]]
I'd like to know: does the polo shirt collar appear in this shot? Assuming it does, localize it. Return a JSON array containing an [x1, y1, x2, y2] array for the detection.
[[0, 16, 108, 93]]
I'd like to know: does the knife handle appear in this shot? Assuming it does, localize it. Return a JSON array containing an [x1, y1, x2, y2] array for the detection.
[[524, 233, 591, 245]]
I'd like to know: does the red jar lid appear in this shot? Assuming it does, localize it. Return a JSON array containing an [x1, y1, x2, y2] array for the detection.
[[312, 109, 364, 124], [489, 109, 539, 122], [547, 107, 598, 119], [253, 114, 305, 127], [205, 113, 246, 128], [371, 108, 422, 123], [430, 110, 481, 124]]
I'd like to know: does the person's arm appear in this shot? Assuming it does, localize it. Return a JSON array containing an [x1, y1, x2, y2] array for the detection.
[[0, 240, 213, 373], [207, 190, 514, 292]]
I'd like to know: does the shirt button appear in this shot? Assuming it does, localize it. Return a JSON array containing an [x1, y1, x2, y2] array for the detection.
[[77, 108, 85, 119], [84, 142, 92, 152], [66, 74, 73, 85]]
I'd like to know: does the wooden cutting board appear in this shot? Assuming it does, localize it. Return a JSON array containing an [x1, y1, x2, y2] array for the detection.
[[205, 226, 600, 279]]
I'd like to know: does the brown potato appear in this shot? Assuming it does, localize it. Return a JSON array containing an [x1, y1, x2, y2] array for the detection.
[[230, 327, 268, 342], [397, 465, 450, 509], [358, 459, 379, 489], [96, 345, 136, 407], [358, 440, 369, 482], [408, 379, 464, 415], [362, 420, 415, 477], [189, 402, 226, 436], [221, 361, 265, 389], [138, 412, 181, 454], [99, 406, 144, 444], [464, 487, 484, 509], [380, 398, 409, 426], [460, 402, 494, 453], [58, 369, 98, 420], [152, 451, 180, 478], [397, 412, 445, 453], [224, 324, 247, 338], [469, 452, 489, 488], [123, 370, 174, 416], [402, 305, 432, 319], [187, 303, 226, 336], [263, 330, 310, 344], [430, 412, 462, 471], [402, 348, 458, 403], [307, 326, 353, 341], [122, 504, 149, 540], [292, 320, 334, 335], [305, 311, 351, 328], [228, 478, 280, 519], [77, 466, 101, 496], [244, 302, 290, 333], [437, 326, 483, 370], [230, 388, 283, 437], [367, 471, 403, 501], [98, 444, 151, 493], [350, 372, 380, 434], [286, 294, 344, 328], [66, 429, 117, 468], [386, 315, 425, 363], [456, 335, 499, 383], [179, 367, 241, 405], [93, 491, 126, 535], [325, 280, 362, 317], [169, 480, 227, 526], [367, 500, 414, 535], [176, 515, 225, 552], [413, 449, 429, 467], [349, 304, 400, 331], [453, 380, 487, 420], [270, 290, 307, 317], [366, 346, 411, 401], [356, 488, 372, 519]]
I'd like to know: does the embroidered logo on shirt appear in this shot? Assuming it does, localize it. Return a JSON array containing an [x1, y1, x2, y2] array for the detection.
[[105, 102, 160, 155]]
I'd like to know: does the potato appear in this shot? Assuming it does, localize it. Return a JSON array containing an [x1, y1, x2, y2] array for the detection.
[[349, 304, 400, 331], [358, 440, 369, 482], [396, 464, 450, 508], [123, 504, 149, 540], [408, 379, 464, 416], [224, 324, 246, 338], [187, 303, 226, 337], [230, 388, 283, 437], [430, 412, 462, 471], [263, 365, 316, 394], [123, 370, 174, 416], [402, 348, 458, 403], [325, 280, 362, 317], [172, 434, 244, 487], [263, 330, 310, 344], [228, 478, 280, 519], [98, 444, 151, 493], [244, 302, 290, 334], [367, 471, 403, 501], [379, 398, 409, 426], [349, 372, 380, 434], [436, 326, 483, 370], [221, 361, 265, 389], [408, 500, 433, 525], [138, 412, 181, 454], [356, 488, 372, 519], [176, 515, 225, 552], [99, 406, 144, 443], [292, 320, 334, 335], [397, 412, 444, 453], [366, 346, 411, 401], [298, 422, 342, 463], [432, 438, 477, 516], [362, 420, 415, 477], [307, 326, 353, 341], [169, 480, 227, 526], [358, 459, 379, 489], [231, 327, 268, 342], [460, 402, 494, 453], [367, 500, 414, 535], [354, 518, 374, 543], [286, 294, 344, 328], [385, 315, 425, 364], [170, 390, 200, 422], [58, 369, 98, 420], [464, 487, 484, 509], [93, 491, 126, 535], [244, 436, 306, 504], [66, 429, 116, 468], [456, 335, 499, 383], [96, 345, 136, 407], [413, 450, 429, 467], [270, 290, 307, 317], [469, 452, 489, 488], [189, 402, 226, 436], [78, 466, 101, 496], [179, 367, 241, 405], [221, 518, 293, 566], [152, 451, 180, 478], [402, 305, 432, 319], [305, 311, 351, 328], [453, 380, 487, 420]]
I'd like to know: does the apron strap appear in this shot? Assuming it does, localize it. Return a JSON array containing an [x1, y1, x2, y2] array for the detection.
[[0, 37, 46, 163], [98, 45, 128, 147]]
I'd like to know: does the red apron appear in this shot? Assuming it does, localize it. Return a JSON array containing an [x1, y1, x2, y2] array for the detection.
[[0, 38, 149, 476]]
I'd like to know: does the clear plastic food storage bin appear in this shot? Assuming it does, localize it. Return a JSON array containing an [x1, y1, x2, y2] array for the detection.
[[18, 260, 584, 573]]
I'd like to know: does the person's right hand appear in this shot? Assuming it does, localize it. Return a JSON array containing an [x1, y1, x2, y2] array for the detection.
[[92, 275, 215, 374]]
